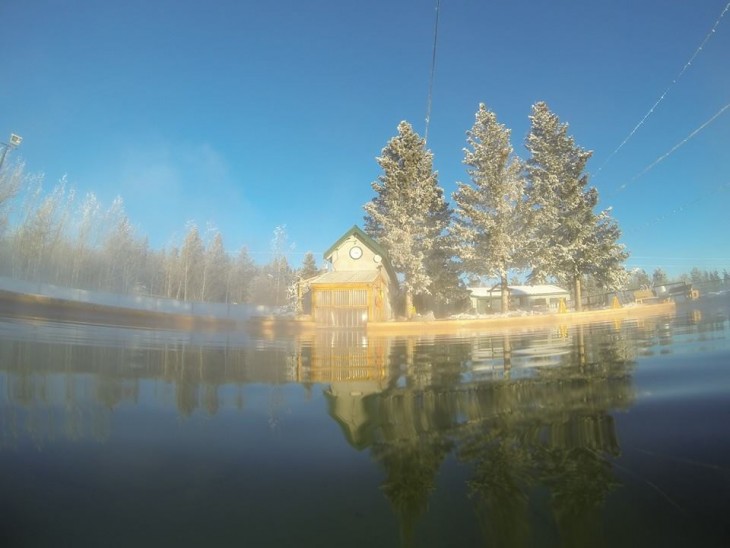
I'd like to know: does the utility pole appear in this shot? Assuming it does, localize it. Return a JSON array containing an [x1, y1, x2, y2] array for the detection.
[[0, 133, 23, 172]]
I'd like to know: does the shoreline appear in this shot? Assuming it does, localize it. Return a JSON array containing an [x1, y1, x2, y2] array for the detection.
[[0, 289, 677, 335], [367, 301, 677, 334], [0, 290, 237, 330], [250, 300, 678, 336]]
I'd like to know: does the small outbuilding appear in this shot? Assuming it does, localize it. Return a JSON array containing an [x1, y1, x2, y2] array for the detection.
[[300, 226, 397, 328], [469, 284, 570, 314]]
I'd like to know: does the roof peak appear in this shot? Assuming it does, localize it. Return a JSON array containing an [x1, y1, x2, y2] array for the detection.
[[323, 225, 397, 284]]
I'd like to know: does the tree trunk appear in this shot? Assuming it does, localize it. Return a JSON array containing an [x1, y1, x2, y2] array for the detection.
[[405, 289, 414, 319], [502, 333, 512, 376], [500, 271, 509, 313], [574, 276, 583, 312], [200, 262, 208, 301]]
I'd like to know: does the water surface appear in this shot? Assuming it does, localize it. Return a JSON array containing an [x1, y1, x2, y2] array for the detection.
[[1, 297, 729, 547]]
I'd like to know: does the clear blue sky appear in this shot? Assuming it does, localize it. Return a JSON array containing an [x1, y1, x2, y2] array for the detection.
[[2, 0, 728, 277]]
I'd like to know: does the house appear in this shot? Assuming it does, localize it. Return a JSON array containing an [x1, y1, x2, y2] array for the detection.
[[469, 284, 570, 313], [300, 226, 398, 327]]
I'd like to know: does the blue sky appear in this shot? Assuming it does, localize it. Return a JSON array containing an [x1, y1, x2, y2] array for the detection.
[[1, 0, 728, 277]]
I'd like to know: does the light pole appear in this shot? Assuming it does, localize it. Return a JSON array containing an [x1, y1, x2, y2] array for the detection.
[[0, 133, 23, 172]]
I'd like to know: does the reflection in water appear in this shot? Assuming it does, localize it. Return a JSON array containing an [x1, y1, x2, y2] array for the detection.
[[0, 300, 728, 546], [314, 324, 633, 546]]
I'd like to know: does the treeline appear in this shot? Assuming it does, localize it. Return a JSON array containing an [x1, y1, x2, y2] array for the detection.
[[0, 166, 320, 306], [627, 266, 730, 290]]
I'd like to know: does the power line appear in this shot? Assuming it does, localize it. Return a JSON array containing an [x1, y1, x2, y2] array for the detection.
[[424, 0, 441, 146], [630, 256, 730, 261], [595, 2, 730, 178], [609, 103, 730, 196]]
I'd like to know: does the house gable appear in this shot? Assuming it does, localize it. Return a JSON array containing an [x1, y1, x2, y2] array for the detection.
[[323, 225, 397, 285]]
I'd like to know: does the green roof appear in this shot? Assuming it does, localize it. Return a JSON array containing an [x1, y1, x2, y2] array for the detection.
[[323, 225, 398, 284]]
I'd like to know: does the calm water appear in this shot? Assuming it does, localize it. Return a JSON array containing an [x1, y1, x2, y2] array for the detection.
[[1, 297, 729, 547]]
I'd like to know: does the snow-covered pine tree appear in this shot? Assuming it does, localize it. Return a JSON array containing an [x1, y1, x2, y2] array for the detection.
[[364, 121, 450, 318], [452, 104, 527, 313], [524, 102, 627, 310], [652, 267, 669, 286], [299, 251, 320, 280], [417, 228, 467, 317]]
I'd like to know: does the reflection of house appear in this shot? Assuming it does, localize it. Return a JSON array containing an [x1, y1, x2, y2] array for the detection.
[[324, 382, 383, 450], [301, 226, 398, 328], [469, 285, 570, 313], [295, 331, 392, 383]]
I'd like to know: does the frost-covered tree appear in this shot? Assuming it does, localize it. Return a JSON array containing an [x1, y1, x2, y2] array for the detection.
[[70, 192, 102, 287], [0, 160, 24, 238], [364, 121, 450, 318], [0, 162, 29, 275], [179, 222, 204, 300], [103, 199, 148, 293], [652, 267, 669, 286], [627, 269, 650, 290], [229, 246, 257, 303], [417, 230, 468, 317], [524, 102, 627, 310], [201, 230, 229, 302], [689, 267, 705, 286], [14, 179, 73, 281], [270, 225, 294, 307], [452, 104, 527, 312], [299, 251, 320, 279]]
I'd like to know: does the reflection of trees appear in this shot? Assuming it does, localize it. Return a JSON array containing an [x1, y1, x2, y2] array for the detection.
[[321, 322, 658, 547], [0, 329, 306, 444], [374, 438, 452, 547], [0, 314, 702, 545], [458, 326, 629, 547], [538, 446, 619, 548], [462, 433, 532, 547]]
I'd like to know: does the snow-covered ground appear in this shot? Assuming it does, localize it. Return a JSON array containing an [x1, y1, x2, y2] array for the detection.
[[0, 276, 271, 320]]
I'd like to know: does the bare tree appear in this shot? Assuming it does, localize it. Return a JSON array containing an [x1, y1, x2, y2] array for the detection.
[[201, 230, 229, 302], [0, 160, 24, 239], [180, 222, 204, 301]]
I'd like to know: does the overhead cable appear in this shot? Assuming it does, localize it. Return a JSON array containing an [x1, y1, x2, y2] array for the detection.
[[424, 0, 441, 146], [596, 2, 730, 178], [611, 103, 730, 195]]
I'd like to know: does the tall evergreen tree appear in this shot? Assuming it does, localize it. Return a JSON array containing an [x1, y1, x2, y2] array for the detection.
[[628, 268, 651, 290], [230, 246, 257, 304], [524, 102, 627, 310], [452, 104, 527, 313], [299, 251, 320, 279], [652, 267, 669, 286], [417, 230, 468, 317], [363, 121, 450, 318]]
